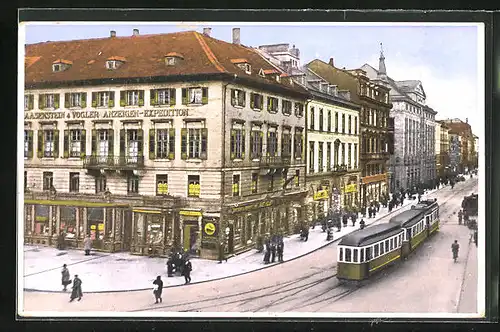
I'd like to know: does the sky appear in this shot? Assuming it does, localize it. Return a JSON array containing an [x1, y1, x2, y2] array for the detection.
[[22, 22, 483, 135]]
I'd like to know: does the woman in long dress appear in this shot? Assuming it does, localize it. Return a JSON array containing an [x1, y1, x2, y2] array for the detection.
[[70, 275, 83, 302]]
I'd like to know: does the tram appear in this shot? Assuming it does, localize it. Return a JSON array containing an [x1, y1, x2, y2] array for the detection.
[[337, 198, 439, 281]]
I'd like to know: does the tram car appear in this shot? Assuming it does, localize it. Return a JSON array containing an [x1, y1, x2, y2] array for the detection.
[[337, 198, 439, 281], [462, 193, 478, 217]]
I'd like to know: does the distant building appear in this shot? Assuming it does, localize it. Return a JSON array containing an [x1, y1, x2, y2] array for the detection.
[[441, 118, 476, 173], [361, 46, 437, 192], [435, 121, 451, 177]]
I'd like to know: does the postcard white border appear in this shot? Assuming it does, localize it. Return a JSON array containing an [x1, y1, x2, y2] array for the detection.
[[17, 21, 486, 319]]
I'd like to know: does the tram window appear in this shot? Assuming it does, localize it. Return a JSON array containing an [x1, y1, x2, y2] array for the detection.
[[366, 247, 371, 260], [345, 248, 352, 262], [360, 249, 365, 262], [374, 244, 379, 257], [380, 243, 385, 255], [396, 237, 399, 247], [385, 240, 389, 252], [353, 249, 358, 263], [390, 238, 394, 250], [339, 247, 343, 262]]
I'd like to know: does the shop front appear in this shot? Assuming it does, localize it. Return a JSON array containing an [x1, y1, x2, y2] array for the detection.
[[341, 175, 360, 211], [24, 199, 129, 252], [130, 208, 176, 257], [179, 210, 202, 257], [360, 173, 388, 206]]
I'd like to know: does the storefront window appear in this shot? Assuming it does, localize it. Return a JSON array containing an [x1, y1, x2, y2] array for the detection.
[[88, 207, 104, 240], [148, 215, 164, 245], [34, 205, 50, 235], [60, 206, 77, 238], [78, 208, 84, 238], [135, 213, 145, 244], [234, 216, 242, 247], [24, 205, 32, 235]]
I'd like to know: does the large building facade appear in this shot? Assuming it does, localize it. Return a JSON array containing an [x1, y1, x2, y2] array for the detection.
[[441, 118, 476, 173], [361, 48, 437, 192], [23, 28, 310, 259], [435, 121, 451, 178]]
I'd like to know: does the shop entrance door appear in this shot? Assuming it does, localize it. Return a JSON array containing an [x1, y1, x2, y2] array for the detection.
[[183, 223, 199, 256], [87, 208, 104, 250], [228, 224, 234, 254]]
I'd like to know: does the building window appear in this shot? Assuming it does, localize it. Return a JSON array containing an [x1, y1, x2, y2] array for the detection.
[[250, 129, 263, 159], [156, 174, 169, 195], [127, 175, 139, 194], [44, 130, 55, 158], [341, 143, 346, 165], [251, 173, 258, 193], [97, 130, 110, 161], [24, 130, 33, 158], [230, 125, 245, 160], [282, 100, 292, 116], [267, 96, 279, 113], [309, 141, 315, 173], [354, 143, 358, 169], [69, 129, 82, 157], [125, 90, 143, 106], [294, 102, 304, 117], [188, 175, 200, 197], [151, 128, 175, 160], [231, 89, 246, 107], [327, 110, 332, 132], [24, 95, 34, 111], [106, 60, 120, 70], [294, 128, 303, 159], [95, 175, 106, 194], [65, 92, 86, 108], [250, 93, 264, 110], [348, 143, 352, 169], [232, 174, 240, 197], [24, 171, 27, 192], [188, 129, 202, 158], [310, 107, 315, 130], [127, 130, 139, 161], [348, 115, 352, 134], [267, 130, 278, 157], [335, 112, 339, 132], [151, 88, 176, 106], [69, 172, 79, 193], [42, 172, 53, 191], [354, 117, 358, 135], [39, 94, 60, 109], [327, 142, 331, 171], [319, 109, 324, 131], [342, 114, 346, 134], [92, 91, 115, 108], [281, 130, 292, 157], [318, 142, 324, 172], [182, 87, 208, 105], [295, 169, 300, 187]]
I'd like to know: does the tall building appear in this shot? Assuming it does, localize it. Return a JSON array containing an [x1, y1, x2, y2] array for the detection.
[[306, 59, 391, 208], [23, 28, 310, 259], [257, 43, 361, 217], [435, 121, 451, 178], [441, 118, 476, 173], [361, 46, 437, 192]]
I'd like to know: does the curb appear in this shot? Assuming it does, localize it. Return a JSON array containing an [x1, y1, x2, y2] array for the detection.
[[24, 186, 447, 294]]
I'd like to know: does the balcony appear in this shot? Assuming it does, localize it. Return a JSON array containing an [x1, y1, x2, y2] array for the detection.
[[259, 155, 292, 168], [83, 155, 145, 170]]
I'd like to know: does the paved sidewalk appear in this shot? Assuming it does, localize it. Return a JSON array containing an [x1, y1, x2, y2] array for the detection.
[[23, 188, 443, 293]]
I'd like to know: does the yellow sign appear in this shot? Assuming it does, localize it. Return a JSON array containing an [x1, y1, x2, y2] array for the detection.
[[313, 190, 329, 201], [24, 109, 190, 120], [344, 184, 357, 193], [98, 223, 104, 231], [180, 210, 202, 217], [204, 222, 216, 236], [230, 200, 273, 214], [90, 225, 96, 230]]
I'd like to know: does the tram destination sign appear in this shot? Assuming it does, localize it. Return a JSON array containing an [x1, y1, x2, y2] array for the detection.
[[25, 108, 190, 120]]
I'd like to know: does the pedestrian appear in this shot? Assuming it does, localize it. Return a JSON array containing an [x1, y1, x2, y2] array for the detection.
[[153, 275, 163, 303], [57, 232, 65, 250], [183, 258, 192, 284], [351, 212, 357, 227], [277, 239, 284, 262], [218, 241, 227, 263], [359, 218, 366, 230], [61, 264, 71, 292], [451, 240, 460, 263], [473, 231, 478, 247], [69, 274, 82, 302], [270, 241, 277, 263], [368, 207, 372, 218], [342, 214, 348, 227], [263, 240, 271, 264], [83, 234, 92, 256]]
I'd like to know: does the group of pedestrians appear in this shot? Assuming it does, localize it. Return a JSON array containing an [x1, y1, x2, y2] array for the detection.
[[263, 235, 284, 264], [60, 264, 83, 302]]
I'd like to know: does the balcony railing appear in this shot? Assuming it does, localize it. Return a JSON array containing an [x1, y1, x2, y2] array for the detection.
[[259, 155, 292, 167], [83, 155, 145, 169]]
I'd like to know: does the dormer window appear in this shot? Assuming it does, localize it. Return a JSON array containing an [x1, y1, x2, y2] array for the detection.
[[52, 59, 72, 72], [106, 56, 126, 70], [164, 52, 184, 66], [258, 68, 266, 77], [230, 58, 252, 74]]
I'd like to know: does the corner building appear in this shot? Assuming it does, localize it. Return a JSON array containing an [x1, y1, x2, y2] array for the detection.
[[23, 29, 309, 259]]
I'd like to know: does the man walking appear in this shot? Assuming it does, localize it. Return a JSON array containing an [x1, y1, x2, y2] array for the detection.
[[451, 240, 460, 263], [61, 264, 71, 292], [153, 275, 163, 304], [69, 274, 82, 302], [183, 258, 192, 284], [277, 238, 284, 263], [83, 235, 92, 256]]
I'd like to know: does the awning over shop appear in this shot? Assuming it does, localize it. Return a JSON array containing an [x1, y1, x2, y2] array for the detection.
[[24, 199, 129, 208]]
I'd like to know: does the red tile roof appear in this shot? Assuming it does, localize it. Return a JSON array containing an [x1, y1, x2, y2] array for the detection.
[[165, 52, 184, 59], [230, 58, 249, 64], [25, 31, 308, 97], [52, 58, 73, 65], [106, 56, 126, 62]]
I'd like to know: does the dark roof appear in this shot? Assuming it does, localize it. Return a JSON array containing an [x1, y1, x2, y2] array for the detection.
[[25, 31, 309, 97], [412, 199, 438, 211], [389, 209, 425, 227], [338, 223, 402, 247]]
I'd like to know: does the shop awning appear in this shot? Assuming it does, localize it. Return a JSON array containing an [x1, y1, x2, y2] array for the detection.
[[24, 199, 129, 208], [132, 208, 162, 214]]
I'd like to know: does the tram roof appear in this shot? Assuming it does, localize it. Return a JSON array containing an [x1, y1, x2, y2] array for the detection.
[[338, 223, 402, 247], [389, 208, 425, 227]]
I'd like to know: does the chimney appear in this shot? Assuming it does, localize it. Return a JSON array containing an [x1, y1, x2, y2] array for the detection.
[[110, 30, 116, 38], [133, 29, 139, 36], [203, 28, 211, 37], [466, 118, 468, 123], [329, 58, 334, 66], [232, 28, 241, 45]]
